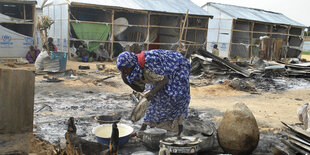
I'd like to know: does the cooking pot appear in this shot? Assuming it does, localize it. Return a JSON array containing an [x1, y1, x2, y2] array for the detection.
[[92, 123, 133, 146]]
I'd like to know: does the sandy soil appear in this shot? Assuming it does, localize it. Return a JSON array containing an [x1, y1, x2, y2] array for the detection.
[[301, 54, 310, 61]]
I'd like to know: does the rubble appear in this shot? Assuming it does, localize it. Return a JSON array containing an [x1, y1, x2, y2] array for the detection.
[[191, 49, 252, 77], [229, 78, 255, 92], [281, 122, 310, 154]]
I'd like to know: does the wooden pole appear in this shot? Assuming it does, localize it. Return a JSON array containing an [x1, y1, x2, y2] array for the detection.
[[184, 16, 189, 42], [269, 25, 273, 37], [32, 4, 36, 45], [228, 19, 235, 58], [110, 10, 115, 59], [23, 4, 26, 22], [68, 6, 71, 59], [178, 9, 189, 52], [147, 12, 151, 50], [203, 19, 209, 50], [285, 26, 291, 61], [249, 22, 254, 58]]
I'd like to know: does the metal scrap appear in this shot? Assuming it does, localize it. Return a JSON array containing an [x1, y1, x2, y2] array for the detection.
[[196, 49, 252, 77]]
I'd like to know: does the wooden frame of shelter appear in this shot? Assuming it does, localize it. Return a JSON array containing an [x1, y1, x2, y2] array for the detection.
[[0, 0, 36, 58], [229, 19, 304, 59], [0, 0, 36, 40], [203, 3, 306, 60], [68, 2, 212, 58]]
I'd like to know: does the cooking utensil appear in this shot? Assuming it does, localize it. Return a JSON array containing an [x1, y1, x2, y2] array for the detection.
[[131, 97, 150, 122], [92, 123, 133, 146], [142, 128, 167, 150], [94, 114, 121, 124], [159, 136, 202, 154]]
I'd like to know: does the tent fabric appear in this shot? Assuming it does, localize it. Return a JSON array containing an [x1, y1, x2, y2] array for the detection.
[[71, 23, 111, 52], [0, 25, 32, 57]]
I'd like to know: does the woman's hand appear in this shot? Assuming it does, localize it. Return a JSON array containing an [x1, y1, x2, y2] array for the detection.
[[145, 76, 169, 101], [145, 92, 155, 101]]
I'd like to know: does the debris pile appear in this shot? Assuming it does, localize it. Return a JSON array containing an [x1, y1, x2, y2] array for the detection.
[[285, 62, 310, 77], [280, 122, 310, 154], [191, 49, 310, 78], [191, 49, 251, 77]]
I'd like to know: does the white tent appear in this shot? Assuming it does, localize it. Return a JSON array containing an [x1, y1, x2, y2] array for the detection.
[[0, 25, 32, 57]]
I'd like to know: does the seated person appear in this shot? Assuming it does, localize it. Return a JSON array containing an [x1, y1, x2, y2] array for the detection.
[[96, 43, 109, 62], [26, 45, 40, 63], [76, 45, 90, 62], [47, 37, 58, 52], [35, 45, 49, 70]]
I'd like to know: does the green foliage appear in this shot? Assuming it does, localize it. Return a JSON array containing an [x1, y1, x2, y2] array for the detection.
[[302, 51, 310, 55]]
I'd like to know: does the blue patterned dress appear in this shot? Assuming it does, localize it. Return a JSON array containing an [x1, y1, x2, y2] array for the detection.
[[117, 49, 191, 124]]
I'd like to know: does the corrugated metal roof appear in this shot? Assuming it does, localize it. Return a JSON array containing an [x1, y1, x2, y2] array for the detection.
[[46, 0, 212, 17], [206, 2, 305, 27], [1, 0, 37, 3]]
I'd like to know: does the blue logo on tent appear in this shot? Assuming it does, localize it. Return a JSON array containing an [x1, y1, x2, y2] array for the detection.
[[23, 37, 34, 46], [1, 35, 13, 46], [221, 43, 227, 49]]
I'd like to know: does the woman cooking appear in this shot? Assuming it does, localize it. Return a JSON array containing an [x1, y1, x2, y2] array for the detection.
[[116, 49, 190, 135]]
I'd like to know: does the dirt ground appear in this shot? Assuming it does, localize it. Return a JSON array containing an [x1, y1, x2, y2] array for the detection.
[[2, 57, 310, 154]]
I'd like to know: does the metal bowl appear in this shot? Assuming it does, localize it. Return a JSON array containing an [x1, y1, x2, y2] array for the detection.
[[92, 123, 133, 146]]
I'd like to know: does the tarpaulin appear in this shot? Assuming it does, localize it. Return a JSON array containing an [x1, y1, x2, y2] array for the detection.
[[71, 22, 110, 52]]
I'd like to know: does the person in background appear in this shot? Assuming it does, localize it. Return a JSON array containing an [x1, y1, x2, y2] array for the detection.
[[212, 44, 219, 57], [76, 45, 89, 62], [47, 37, 58, 52], [96, 43, 109, 62], [35, 45, 49, 70], [117, 49, 191, 135], [26, 45, 40, 63]]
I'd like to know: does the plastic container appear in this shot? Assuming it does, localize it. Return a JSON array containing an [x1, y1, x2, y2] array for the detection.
[[48, 52, 67, 72]]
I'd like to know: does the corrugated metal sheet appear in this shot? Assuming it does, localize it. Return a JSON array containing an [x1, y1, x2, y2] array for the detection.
[[206, 2, 305, 27], [46, 0, 212, 16], [0, 0, 37, 3]]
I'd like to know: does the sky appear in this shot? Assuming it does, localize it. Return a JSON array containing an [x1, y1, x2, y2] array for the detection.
[[191, 0, 310, 27]]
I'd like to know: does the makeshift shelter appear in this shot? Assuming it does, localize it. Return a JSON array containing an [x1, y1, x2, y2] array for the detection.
[[0, 0, 36, 57], [42, 0, 213, 57], [203, 2, 306, 60]]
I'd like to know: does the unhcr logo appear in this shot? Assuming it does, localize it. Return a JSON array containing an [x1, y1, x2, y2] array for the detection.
[[24, 37, 34, 46], [1, 35, 13, 45]]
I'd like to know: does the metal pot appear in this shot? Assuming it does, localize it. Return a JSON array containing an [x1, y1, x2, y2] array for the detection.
[[142, 128, 167, 150], [159, 136, 202, 154]]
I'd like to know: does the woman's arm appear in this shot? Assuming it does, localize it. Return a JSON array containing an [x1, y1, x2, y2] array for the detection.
[[121, 73, 145, 92], [145, 76, 169, 101]]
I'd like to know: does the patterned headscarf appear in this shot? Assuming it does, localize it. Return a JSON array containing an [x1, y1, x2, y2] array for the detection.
[[116, 51, 143, 84]]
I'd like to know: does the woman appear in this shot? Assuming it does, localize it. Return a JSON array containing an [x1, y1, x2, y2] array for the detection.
[[117, 49, 190, 134], [26, 45, 40, 63]]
